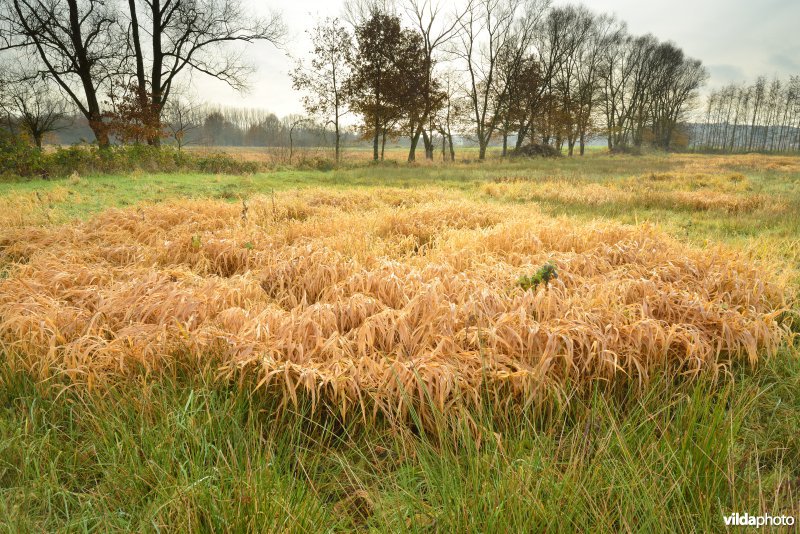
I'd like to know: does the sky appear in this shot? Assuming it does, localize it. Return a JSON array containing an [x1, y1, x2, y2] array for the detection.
[[201, 0, 800, 115]]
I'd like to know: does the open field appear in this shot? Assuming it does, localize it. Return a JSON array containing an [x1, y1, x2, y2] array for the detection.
[[1, 152, 799, 531]]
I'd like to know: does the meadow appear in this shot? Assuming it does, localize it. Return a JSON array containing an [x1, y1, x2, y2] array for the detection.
[[0, 151, 798, 531]]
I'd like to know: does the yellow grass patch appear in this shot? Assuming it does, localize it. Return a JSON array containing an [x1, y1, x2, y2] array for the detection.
[[0, 189, 790, 419], [481, 180, 780, 214], [671, 153, 800, 174], [619, 172, 752, 193], [0, 187, 73, 227]]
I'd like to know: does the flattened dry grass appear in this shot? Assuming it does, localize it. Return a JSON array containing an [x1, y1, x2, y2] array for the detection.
[[0, 188, 791, 421]]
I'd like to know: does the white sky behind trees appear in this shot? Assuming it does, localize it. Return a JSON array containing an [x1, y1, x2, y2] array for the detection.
[[200, 0, 800, 115]]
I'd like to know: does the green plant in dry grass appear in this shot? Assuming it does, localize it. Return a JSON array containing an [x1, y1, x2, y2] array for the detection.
[[517, 262, 558, 291]]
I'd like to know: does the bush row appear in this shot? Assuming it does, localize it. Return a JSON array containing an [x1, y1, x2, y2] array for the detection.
[[0, 132, 262, 179]]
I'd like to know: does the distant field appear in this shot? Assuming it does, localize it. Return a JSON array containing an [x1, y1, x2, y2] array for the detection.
[[181, 143, 611, 164], [1, 152, 798, 531]]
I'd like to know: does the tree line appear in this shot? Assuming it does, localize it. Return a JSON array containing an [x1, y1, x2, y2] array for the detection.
[[292, 0, 709, 161], [0, 0, 735, 160], [1, 103, 359, 149], [691, 75, 800, 153], [187, 105, 358, 148]]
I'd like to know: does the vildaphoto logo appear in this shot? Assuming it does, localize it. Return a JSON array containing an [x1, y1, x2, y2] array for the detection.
[[723, 512, 796, 528]]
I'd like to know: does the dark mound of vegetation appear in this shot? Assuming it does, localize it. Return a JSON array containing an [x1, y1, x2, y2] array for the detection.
[[510, 143, 562, 158], [610, 144, 644, 156]]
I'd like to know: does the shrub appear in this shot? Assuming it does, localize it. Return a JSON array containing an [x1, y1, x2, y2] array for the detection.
[[509, 143, 562, 158], [296, 156, 336, 172], [193, 152, 260, 175], [0, 131, 45, 178], [0, 143, 261, 180]]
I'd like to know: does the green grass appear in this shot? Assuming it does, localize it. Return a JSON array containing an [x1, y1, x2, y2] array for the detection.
[[1, 152, 799, 531], [1, 354, 797, 532]]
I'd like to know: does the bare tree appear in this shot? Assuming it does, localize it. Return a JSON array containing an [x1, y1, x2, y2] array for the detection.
[[1, 0, 119, 147], [163, 96, 199, 151], [693, 75, 799, 153], [291, 17, 352, 162], [2, 85, 70, 149], [455, 0, 513, 159], [0, 62, 71, 148], [402, 0, 469, 160], [343, 0, 396, 27], [433, 69, 467, 161], [495, 47, 540, 155], [648, 45, 706, 149], [568, 12, 611, 155], [607, 37, 706, 151], [123, 0, 285, 146]]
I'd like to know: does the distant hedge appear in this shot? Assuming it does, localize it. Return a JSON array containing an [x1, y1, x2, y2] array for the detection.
[[0, 132, 261, 179]]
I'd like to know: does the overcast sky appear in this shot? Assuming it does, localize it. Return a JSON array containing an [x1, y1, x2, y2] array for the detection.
[[200, 0, 800, 115]]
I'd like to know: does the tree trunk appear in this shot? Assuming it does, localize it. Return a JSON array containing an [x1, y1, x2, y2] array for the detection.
[[66, 0, 108, 149], [422, 129, 433, 159], [95, 129, 110, 149], [794, 118, 800, 151], [479, 139, 488, 160], [334, 115, 341, 162], [89, 115, 110, 149], [372, 118, 380, 161], [128, 0, 148, 109], [515, 131, 526, 150], [516, 117, 529, 149], [408, 124, 422, 162], [148, 0, 164, 146]]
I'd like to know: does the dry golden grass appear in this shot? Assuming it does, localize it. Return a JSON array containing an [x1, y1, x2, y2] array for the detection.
[[184, 145, 332, 164], [183, 145, 417, 165], [0, 188, 790, 419], [669, 153, 800, 174], [481, 175, 781, 214], [618, 172, 752, 192], [0, 187, 74, 227]]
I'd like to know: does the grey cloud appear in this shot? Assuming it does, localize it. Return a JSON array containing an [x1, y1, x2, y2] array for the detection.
[[706, 64, 746, 85], [768, 52, 800, 73]]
